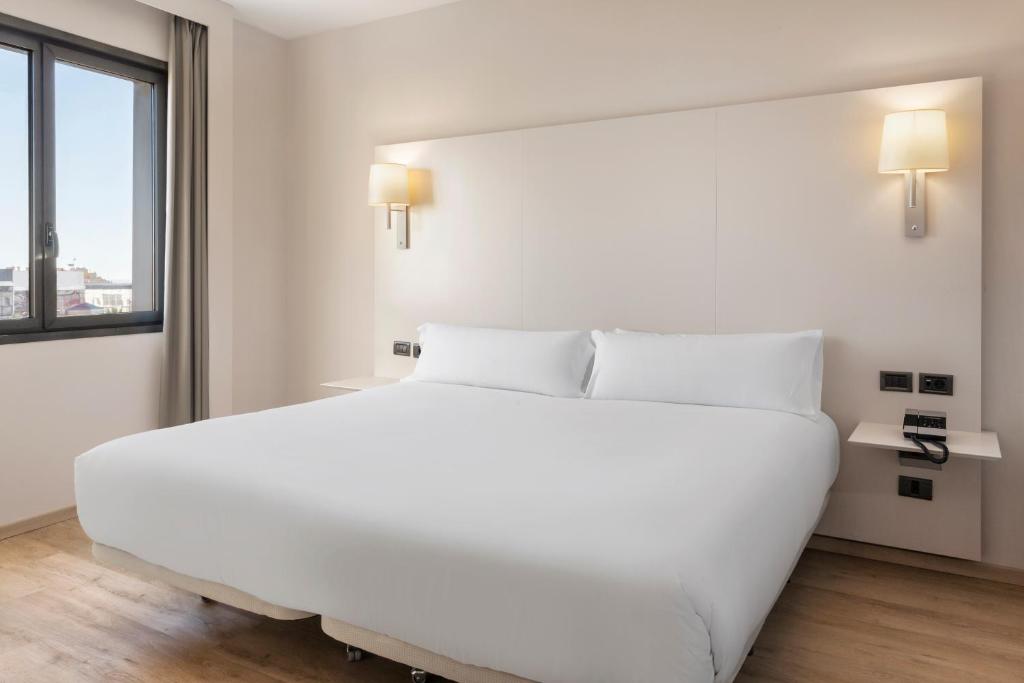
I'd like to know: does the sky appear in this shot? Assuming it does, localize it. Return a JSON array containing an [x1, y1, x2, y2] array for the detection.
[[1, 44, 136, 284]]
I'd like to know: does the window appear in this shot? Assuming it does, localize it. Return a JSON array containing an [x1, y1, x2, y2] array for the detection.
[[0, 16, 166, 343]]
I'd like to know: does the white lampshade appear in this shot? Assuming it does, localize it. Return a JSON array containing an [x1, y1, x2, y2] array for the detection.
[[368, 163, 409, 206], [878, 109, 949, 173]]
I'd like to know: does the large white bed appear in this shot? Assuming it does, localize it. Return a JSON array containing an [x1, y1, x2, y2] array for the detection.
[[76, 381, 838, 683]]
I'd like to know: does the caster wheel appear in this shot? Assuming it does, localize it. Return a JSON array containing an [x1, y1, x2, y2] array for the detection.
[[346, 645, 363, 662], [411, 668, 428, 683], [200, 596, 215, 604]]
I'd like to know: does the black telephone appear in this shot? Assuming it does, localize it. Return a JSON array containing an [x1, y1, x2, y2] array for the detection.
[[902, 409, 949, 465]]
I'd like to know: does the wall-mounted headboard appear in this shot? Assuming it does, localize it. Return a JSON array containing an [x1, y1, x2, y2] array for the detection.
[[374, 77, 982, 559]]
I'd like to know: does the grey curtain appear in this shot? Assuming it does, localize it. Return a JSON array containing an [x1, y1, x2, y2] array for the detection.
[[159, 17, 209, 427]]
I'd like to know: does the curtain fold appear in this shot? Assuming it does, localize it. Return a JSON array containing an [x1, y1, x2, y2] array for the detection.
[[159, 17, 209, 428]]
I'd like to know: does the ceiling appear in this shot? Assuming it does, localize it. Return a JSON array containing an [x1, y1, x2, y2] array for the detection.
[[227, 0, 465, 39]]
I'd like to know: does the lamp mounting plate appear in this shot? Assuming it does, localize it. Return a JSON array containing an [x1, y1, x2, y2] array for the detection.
[[392, 206, 408, 249]]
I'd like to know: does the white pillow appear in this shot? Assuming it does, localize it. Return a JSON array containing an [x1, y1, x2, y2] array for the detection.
[[587, 329, 824, 416], [412, 323, 595, 398]]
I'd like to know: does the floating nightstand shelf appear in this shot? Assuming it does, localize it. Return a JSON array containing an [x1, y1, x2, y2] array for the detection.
[[849, 422, 1001, 462], [320, 376, 399, 392]]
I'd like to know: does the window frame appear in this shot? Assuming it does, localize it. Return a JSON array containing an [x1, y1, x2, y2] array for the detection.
[[0, 13, 167, 345]]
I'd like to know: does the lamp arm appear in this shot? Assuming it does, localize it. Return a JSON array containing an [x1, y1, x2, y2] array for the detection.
[[902, 170, 927, 237], [906, 170, 919, 209]]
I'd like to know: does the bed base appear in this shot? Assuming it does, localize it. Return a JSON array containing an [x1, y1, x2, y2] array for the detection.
[[321, 614, 530, 683], [92, 543, 313, 620], [92, 542, 533, 683]]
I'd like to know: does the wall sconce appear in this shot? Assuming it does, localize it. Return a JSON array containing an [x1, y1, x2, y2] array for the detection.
[[878, 109, 949, 238], [368, 163, 410, 249]]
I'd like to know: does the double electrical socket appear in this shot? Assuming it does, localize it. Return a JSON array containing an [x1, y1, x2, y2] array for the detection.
[[919, 373, 954, 395], [880, 371, 954, 396], [392, 341, 422, 358]]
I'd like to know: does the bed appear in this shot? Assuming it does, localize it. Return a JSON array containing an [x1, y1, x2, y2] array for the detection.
[[76, 380, 838, 683]]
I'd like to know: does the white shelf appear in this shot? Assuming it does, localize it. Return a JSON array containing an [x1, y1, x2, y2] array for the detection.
[[320, 376, 400, 392], [849, 421, 1001, 462]]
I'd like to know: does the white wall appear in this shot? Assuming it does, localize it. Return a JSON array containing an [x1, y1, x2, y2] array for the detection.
[[0, 0, 169, 528], [0, 0, 169, 60], [286, 0, 1024, 569], [0, 0, 247, 529], [232, 20, 289, 413], [2, 0, 1019, 569]]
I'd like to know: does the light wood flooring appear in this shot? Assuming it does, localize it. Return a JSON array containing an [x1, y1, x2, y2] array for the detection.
[[1, 519, 1023, 682]]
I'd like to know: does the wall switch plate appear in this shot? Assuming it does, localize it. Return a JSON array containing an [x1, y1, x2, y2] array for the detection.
[[412, 343, 421, 358], [880, 370, 913, 392], [919, 373, 954, 396], [393, 341, 412, 356], [898, 475, 933, 501]]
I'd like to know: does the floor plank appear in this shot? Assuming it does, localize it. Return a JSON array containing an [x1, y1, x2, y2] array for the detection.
[[0, 519, 1021, 682]]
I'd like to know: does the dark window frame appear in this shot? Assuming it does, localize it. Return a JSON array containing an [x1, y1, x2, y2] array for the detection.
[[0, 13, 167, 345]]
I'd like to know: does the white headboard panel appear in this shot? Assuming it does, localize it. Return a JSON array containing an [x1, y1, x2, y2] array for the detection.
[[521, 110, 718, 332], [374, 77, 983, 559]]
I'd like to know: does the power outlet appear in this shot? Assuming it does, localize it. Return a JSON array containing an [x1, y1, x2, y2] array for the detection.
[[919, 373, 954, 396], [898, 475, 933, 501], [392, 341, 412, 357]]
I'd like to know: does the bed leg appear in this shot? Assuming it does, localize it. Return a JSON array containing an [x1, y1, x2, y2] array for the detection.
[[345, 644, 363, 662], [200, 596, 215, 604], [748, 647, 755, 656], [411, 668, 428, 683]]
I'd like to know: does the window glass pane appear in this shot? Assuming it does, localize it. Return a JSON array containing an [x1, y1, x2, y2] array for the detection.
[[0, 45, 30, 320], [55, 60, 155, 316]]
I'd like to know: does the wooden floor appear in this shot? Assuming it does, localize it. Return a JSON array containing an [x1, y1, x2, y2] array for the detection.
[[2, 520, 1023, 682]]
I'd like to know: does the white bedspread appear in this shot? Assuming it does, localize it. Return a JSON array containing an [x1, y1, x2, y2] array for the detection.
[[76, 382, 838, 683]]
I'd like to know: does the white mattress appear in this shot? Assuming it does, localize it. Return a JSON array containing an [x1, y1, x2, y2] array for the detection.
[[75, 382, 838, 683]]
